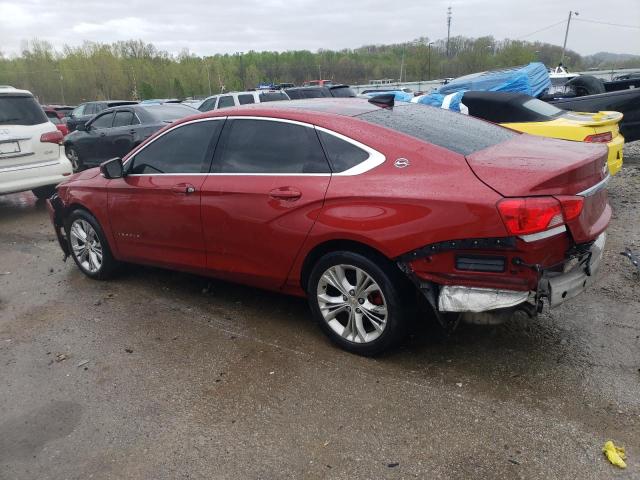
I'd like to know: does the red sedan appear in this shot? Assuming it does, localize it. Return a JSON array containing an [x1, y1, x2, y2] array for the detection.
[[47, 98, 610, 355]]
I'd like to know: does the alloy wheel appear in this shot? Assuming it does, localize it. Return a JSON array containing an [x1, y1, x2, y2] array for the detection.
[[69, 219, 103, 273], [66, 148, 80, 171], [316, 264, 388, 344]]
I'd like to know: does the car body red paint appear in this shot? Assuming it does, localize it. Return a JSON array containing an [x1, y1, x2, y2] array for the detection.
[[48, 99, 610, 320]]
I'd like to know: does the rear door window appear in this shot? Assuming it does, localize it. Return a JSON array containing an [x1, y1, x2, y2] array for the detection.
[[113, 111, 135, 127], [259, 92, 289, 102], [91, 112, 115, 129], [238, 94, 255, 105], [0, 96, 48, 126], [361, 104, 516, 156], [130, 120, 223, 174], [213, 119, 330, 174], [217, 96, 235, 109]]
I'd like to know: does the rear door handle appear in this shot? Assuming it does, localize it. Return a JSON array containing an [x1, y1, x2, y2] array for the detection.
[[129, 129, 136, 134], [171, 183, 196, 194], [269, 187, 301, 201]]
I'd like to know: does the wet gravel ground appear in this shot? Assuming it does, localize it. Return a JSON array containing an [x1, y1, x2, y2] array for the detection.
[[1, 144, 639, 479]]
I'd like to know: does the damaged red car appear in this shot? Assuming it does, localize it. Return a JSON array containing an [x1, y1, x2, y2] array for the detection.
[[47, 98, 610, 355]]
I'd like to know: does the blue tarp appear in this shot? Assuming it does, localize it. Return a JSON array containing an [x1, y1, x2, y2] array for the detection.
[[436, 62, 551, 97], [363, 90, 414, 103]]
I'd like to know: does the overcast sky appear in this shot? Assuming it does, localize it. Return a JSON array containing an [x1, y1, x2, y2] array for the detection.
[[1, 0, 639, 57]]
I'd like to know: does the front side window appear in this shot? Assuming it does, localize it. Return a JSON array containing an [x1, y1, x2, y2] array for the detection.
[[113, 111, 135, 127], [129, 120, 222, 174], [216, 96, 235, 109], [91, 112, 115, 129], [72, 104, 85, 117], [198, 97, 217, 112], [213, 119, 329, 174], [238, 94, 255, 105], [317, 130, 369, 172]]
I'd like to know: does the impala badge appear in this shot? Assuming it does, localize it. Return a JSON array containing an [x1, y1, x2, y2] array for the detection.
[[394, 158, 410, 168]]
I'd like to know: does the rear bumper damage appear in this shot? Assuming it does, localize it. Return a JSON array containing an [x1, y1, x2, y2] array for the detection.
[[399, 232, 606, 324], [46, 193, 70, 258]]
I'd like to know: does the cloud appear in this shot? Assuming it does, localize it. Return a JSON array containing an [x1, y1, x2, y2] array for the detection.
[[0, 0, 638, 57]]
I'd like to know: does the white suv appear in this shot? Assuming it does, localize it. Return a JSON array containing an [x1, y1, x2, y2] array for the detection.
[[0, 86, 73, 198], [197, 90, 289, 112]]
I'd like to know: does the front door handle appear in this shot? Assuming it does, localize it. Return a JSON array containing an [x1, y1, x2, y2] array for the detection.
[[269, 187, 302, 201], [171, 183, 196, 194]]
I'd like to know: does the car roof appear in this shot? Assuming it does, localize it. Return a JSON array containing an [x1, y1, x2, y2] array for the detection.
[[0, 86, 33, 96]]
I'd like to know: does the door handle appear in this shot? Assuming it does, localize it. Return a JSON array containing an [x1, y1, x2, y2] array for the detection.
[[171, 183, 196, 194], [269, 187, 301, 201], [99, 132, 106, 137], [129, 129, 136, 134]]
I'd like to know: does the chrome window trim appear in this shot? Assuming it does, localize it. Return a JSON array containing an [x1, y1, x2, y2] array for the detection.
[[124, 115, 385, 177], [518, 225, 566, 243], [577, 174, 611, 197]]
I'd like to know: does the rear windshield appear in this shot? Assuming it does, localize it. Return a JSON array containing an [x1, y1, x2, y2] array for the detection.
[[0, 95, 48, 126], [259, 92, 289, 102], [361, 103, 516, 156], [330, 86, 356, 98], [521, 99, 563, 119], [146, 104, 196, 122]]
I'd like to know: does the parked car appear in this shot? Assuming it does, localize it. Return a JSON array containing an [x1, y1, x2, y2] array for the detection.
[[0, 86, 72, 198], [303, 79, 333, 87], [42, 104, 76, 118], [47, 98, 610, 355], [197, 90, 289, 112], [43, 107, 69, 137], [285, 85, 356, 99], [459, 91, 624, 175], [139, 99, 182, 105], [66, 100, 138, 133], [63, 103, 196, 171]]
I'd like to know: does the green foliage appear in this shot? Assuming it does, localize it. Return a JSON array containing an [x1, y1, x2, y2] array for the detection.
[[0, 37, 636, 105]]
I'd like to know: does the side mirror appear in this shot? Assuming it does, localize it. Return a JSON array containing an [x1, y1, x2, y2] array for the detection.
[[76, 122, 88, 132], [100, 157, 124, 179]]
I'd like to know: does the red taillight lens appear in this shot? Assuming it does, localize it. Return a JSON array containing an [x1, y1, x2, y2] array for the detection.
[[557, 195, 584, 221], [584, 132, 612, 143], [40, 130, 64, 144], [497, 197, 564, 235]]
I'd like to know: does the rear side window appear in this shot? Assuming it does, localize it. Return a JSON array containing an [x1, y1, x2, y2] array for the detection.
[[238, 94, 255, 105], [259, 92, 288, 102], [198, 97, 216, 112], [362, 104, 516, 156], [113, 111, 134, 127], [217, 96, 235, 109], [130, 120, 222, 174], [0, 96, 48, 126], [330, 87, 356, 98], [214, 119, 330, 174], [317, 130, 369, 172], [285, 89, 302, 100]]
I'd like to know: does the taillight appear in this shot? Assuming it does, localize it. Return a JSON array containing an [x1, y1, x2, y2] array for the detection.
[[40, 130, 64, 144], [584, 132, 612, 143], [497, 196, 584, 236]]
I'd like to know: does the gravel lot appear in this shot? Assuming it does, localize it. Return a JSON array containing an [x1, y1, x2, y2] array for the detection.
[[1, 143, 639, 479]]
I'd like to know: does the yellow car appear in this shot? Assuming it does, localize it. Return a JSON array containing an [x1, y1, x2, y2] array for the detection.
[[461, 91, 624, 175]]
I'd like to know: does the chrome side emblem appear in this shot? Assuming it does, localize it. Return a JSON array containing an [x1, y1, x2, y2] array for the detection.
[[394, 158, 410, 168], [602, 163, 608, 176]]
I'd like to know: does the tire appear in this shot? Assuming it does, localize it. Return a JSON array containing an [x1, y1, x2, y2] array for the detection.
[[565, 75, 605, 96], [31, 185, 57, 199], [65, 145, 84, 172], [64, 209, 119, 280], [307, 251, 412, 356]]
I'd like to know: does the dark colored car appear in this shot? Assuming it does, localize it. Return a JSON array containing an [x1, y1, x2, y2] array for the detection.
[[285, 85, 356, 99], [42, 105, 76, 118], [66, 100, 138, 133], [63, 103, 195, 171], [48, 98, 610, 355]]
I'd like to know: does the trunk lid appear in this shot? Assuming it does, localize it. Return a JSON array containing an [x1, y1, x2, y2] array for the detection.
[[466, 134, 610, 243]]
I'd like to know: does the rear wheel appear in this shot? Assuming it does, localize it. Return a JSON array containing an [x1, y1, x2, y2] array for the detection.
[[307, 251, 412, 356], [65, 209, 119, 280], [31, 185, 57, 199], [65, 145, 83, 172]]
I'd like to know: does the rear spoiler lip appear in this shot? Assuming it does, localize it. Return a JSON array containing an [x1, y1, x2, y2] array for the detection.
[[563, 110, 623, 127], [577, 174, 611, 197]]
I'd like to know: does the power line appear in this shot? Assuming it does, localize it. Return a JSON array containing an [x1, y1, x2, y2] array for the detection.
[[574, 18, 640, 29], [516, 19, 567, 39]]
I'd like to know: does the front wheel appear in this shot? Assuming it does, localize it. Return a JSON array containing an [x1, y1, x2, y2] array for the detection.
[[65, 209, 119, 280], [307, 251, 411, 356], [65, 145, 83, 172]]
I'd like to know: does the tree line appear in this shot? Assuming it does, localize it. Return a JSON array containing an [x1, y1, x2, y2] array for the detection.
[[0, 37, 638, 105]]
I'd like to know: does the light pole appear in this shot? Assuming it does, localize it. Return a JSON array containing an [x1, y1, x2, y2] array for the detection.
[[560, 11, 579, 65], [427, 42, 433, 80], [206, 64, 212, 96]]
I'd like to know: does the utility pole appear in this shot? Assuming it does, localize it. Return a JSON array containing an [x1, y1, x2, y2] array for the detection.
[[446, 6, 452, 58], [318, 64, 322, 79], [399, 45, 405, 83], [207, 64, 212, 95], [57, 70, 65, 104], [428, 42, 433, 80], [560, 11, 579, 65]]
